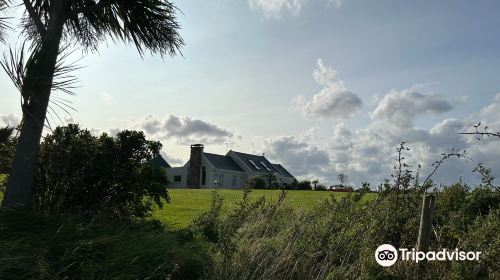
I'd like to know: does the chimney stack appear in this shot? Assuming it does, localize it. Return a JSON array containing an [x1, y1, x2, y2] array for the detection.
[[187, 144, 204, 188]]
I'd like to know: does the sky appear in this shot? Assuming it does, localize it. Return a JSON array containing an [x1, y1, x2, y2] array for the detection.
[[1, 0, 500, 186]]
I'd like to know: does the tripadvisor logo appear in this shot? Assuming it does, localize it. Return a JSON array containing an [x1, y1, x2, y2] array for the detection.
[[375, 244, 398, 267], [375, 244, 481, 267]]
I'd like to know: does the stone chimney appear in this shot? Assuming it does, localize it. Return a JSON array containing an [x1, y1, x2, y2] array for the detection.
[[187, 144, 204, 188]]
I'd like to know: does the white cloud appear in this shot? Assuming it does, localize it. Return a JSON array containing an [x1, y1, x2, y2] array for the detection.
[[262, 135, 331, 179], [100, 92, 113, 104], [249, 0, 304, 18], [136, 115, 235, 145], [160, 151, 184, 166], [371, 88, 454, 128], [330, 0, 346, 8], [0, 113, 21, 127], [249, 0, 346, 18], [292, 59, 362, 120], [480, 92, 500, 122], [264, 90, 500, 187]]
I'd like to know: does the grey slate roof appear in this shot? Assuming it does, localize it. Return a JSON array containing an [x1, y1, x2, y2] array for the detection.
[[204, 153, 244, 172], [231, 151, 279, 173], [272, 163, 295, 179], [151, 155, 171, 168]]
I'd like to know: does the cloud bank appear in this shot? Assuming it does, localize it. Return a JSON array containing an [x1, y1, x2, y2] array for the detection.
[[268, 90, 500, 187]]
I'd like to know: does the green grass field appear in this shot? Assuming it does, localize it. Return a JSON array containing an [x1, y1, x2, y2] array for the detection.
[[154, 189, 374, 228], [0, 174, 374, 229]]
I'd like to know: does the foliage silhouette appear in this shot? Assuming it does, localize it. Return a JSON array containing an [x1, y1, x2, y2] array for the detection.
[[33, 124, 169, 218]]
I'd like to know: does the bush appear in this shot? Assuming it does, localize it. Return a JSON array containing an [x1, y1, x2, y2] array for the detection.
[[0, 126, 17, 192], [246, 176, 267, 189], [33, 124, 169, 218]]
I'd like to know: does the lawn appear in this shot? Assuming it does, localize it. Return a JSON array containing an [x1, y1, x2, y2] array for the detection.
[[0, 175, 375, 229], [153, 189, 375, 228]]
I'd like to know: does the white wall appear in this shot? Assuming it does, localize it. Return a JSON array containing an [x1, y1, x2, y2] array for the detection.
[[209, 169, 247, 189], [165, 167, 188, 188]]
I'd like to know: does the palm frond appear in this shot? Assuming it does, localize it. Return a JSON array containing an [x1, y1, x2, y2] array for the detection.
[[0, 0, 11, 43], [20, 1, 183, 56], [65, 0, 184, 56], [0, 43, 80, 127]]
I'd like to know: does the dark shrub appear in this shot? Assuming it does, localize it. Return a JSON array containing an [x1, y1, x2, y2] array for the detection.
[[295, 180, 312, 190], [33, 124, 169, 218], [314, 184, 327, 191], [246, 176, 267, 189], [0, 126, 16, 192]]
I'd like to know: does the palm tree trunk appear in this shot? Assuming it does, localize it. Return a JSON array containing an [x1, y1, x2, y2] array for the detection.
[[2, 2, 66, 208]]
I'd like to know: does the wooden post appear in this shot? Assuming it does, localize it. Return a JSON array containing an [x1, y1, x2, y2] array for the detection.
[[417, 194, 435, 252]]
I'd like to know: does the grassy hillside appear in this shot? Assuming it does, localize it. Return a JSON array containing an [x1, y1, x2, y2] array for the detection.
[[154, 189, 374, 228]]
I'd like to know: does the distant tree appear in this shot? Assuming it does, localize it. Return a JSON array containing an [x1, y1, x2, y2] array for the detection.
[[337, 173, 348, 186], [2, 0, 184, 208], [312, 179, 319, 189], [314, 184, 327, 191], [296, 180, 312, 191], [358, 182, 371, 193]]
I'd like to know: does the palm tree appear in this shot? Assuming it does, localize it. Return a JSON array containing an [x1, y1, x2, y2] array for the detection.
[[312, 179, 319, 189], [1, 0, 184, 208]]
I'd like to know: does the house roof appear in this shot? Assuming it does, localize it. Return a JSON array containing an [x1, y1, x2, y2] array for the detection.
[[272, 163, 295, 179], [151, 154, 171, 168], [231, 151, 279, 174], [204, 153, 244, 172]]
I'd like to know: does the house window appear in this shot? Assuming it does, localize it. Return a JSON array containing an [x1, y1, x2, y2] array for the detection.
[[260, 161, 272, 171], [232, 175, 237, 186], [173, 175, 182, 183], [202, 166, 206, 185], [219, 174, 224, 185], [248, 159, 261, 170]]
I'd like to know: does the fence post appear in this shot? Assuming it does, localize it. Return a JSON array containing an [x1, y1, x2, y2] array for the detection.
[[417, 194, 436, 252]]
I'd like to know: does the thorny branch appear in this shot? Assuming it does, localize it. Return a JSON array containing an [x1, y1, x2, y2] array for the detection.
[[422, 148, 472, 187], [460, 122, 500, 139]]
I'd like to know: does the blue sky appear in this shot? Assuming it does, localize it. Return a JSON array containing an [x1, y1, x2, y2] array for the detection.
[[1, 0, 500, 186]]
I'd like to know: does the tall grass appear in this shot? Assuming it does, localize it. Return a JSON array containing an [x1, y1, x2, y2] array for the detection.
[[0, 209, 209, 280], [193, 186, 499, 280]]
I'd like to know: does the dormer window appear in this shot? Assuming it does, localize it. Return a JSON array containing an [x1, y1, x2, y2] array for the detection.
[[248, 159, 261, 170], [260, 161, 272, 171]]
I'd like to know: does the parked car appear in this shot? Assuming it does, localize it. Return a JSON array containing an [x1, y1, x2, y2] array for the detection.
[[328, 185, 352, 192]]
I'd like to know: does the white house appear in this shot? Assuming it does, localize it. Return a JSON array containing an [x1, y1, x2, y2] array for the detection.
[[162, 144, 295, 189]]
